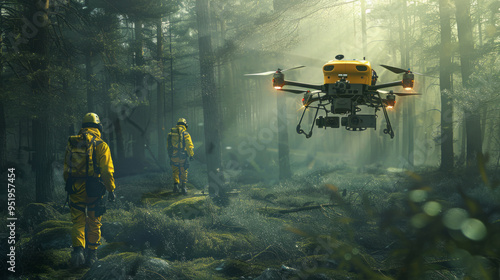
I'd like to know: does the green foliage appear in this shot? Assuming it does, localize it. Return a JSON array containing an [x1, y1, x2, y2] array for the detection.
[[20, 203, 64, 231], [19, 248, 72, 275], [33, 220, 72, 235], [102, 0, 179, 20], [115, 207, 253, 260], [162, 196, 208, 219]]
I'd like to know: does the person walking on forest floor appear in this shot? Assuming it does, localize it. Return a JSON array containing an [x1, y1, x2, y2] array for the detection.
[[167, 118, 194, 195], [63, 113, 116, 268]]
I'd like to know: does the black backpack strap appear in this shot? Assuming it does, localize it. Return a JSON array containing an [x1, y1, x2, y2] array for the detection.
[[182, 131, 187, 150], [86, 134, 96, 177]]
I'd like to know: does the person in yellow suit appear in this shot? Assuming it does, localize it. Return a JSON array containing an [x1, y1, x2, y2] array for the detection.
[[63, 113, 116, 268], [167, 118, 194, 195]]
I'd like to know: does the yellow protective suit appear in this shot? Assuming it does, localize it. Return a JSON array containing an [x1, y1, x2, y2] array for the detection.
[[167, 124, 194, 184], [63, 127, 116, 250]]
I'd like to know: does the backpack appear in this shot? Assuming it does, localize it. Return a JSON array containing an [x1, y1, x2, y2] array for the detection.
[[167, 128, 187, 159], [64, 132, 104, 196]]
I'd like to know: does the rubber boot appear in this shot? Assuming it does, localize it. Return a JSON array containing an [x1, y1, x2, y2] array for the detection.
[[173, 183, 179, 193], [70, 246, 85, 268], [181, 183, 188, 195], [85, 248, 98, 267]]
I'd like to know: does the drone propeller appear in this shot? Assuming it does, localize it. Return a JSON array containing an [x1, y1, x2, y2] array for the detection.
[[244, 66, 305, 76], [380, 64, 409, 74], [380, 64, 437, 78]]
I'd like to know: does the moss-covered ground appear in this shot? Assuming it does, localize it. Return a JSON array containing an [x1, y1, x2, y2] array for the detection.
[[4, 165, 500, 279]]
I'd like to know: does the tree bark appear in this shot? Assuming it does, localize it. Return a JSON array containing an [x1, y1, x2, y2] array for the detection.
[[0, 101, 6, 170], [85, 50, 94, 112], [455, 0, 482, 167], [277, 93, 292, 180], [273, 0, 292, 180], [402, 0, 414, 167], [28, 0, 53, 203], [133, 19, 146, 161], [439, 0, 454, 171], [33, 117, 54, 202], [196, 0, 226, 198], [157, 18, 166, 167], [168, 16, 175, 126], [0, 24, 5, 170]]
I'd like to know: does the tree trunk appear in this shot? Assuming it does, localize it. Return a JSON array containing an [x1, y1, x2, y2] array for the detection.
[[33, 118, 54, 202], [157, 18, 166, 168], [196, 0, 226, 198], [277, 93, 292, 179], [113, 115, 125, 163], [0, 25, 5, 170], [402, 0, 415, 167], [85, 50, 94, 112], [273, 0, 292, 180], [397, 7, 406, 163], [439, 0, 454, 171], [133, 19, 146, 161], [28, 0, 53, 202], [0, 101, 6, 170], [168, 16, 175, 126], [456, 0, 482, 167]]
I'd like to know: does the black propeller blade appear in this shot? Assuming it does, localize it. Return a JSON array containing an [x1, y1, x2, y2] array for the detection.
[[380, 64, 437, 78], [244, 66, 305, 76], [380, 64, 409, 74]]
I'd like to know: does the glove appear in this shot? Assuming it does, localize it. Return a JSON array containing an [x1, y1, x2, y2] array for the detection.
[[190, 156, 194, 161], [108, 191, 116, 202]]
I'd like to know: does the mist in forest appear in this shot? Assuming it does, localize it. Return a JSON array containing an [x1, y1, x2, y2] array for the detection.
[[0, 0, 499, 279]]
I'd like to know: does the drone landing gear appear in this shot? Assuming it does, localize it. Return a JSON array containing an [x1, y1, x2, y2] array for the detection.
[[296, 104, 319, 138], [376, 92, 394, 139]]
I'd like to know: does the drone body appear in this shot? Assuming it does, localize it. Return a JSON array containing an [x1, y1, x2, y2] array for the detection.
[[246, 55, 421, 139]]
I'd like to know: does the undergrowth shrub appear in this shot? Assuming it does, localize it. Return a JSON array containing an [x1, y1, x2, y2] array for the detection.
[[116, 207, 254, 261], [118, 207, 203, 260], [290, 157, 500, 280], [217, 196, 301, 261]]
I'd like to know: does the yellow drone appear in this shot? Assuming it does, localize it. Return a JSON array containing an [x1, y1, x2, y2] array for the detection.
[[245, 54, 421, 138]]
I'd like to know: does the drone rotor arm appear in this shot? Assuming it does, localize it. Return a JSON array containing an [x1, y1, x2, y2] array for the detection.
[[368, 81, 403, 90], [284, 80, 324, 91], [377, 90, 421, 96], [277, 89, 309, 94], [392, 92, 421, 96], [243, 70, 277, 76]]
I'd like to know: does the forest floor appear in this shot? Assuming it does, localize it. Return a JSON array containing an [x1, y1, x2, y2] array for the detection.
[[2, 162, 500, 280]]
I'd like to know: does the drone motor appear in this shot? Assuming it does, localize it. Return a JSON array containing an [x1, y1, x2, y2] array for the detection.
[[402, 72, 414, 90]]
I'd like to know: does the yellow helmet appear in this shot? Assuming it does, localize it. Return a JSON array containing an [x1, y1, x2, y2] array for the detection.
[[82, 113, 103, 131], [177, 118, 188, 128]]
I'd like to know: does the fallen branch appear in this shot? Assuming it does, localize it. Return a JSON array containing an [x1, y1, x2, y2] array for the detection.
[[259, 204, 337, 214], [279, 203, 337, 213]]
